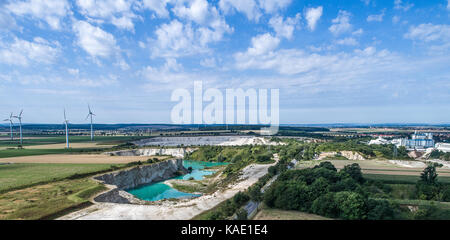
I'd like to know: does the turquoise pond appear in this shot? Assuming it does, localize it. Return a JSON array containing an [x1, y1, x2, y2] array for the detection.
[[126, 160, 228, 201]]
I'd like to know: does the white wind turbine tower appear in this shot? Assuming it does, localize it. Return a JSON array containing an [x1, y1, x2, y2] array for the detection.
[[63, 109, 70, 149], [3, 113, 14, 141], [13, 110, 23, 145], [86, 105, 95, 141]]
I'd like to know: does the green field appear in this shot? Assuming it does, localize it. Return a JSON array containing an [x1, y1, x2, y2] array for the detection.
[[253, 207, 331, 220], [364, 173, 450, 184], [0, 148, 109, 158], [0, 178, 106, 220], [0, 163, 123, 193], [0, 135, 147, 147]]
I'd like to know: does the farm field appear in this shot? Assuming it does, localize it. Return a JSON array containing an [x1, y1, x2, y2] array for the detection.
[[0, 163, 122, 193], [0, 135, 147, 147], [0, 154, 160, 164], [0, 135, 149, 158], [253, 208, 331, 220], [297, 159, 450, 178], [0, 178, 105, 220]]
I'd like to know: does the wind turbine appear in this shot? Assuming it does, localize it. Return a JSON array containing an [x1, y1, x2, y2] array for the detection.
[[85, 105, 95, 141], [3, 113, 14, 141], [13, 110, 23, 145], [63, 109, 70, 149]]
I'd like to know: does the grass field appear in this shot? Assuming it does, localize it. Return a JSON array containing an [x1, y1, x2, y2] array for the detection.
[[364, 173, 450, 184], [253, 208, 331, 220], [0, 135, 148, 147], [0, 178, 106, 220], [0, 163, 123, 193]]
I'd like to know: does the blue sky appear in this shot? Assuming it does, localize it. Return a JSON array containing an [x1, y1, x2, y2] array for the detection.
[[0, 0, 449, 124]]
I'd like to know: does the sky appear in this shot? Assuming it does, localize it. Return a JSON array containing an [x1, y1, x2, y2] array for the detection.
[[0, 0, 450, 124]]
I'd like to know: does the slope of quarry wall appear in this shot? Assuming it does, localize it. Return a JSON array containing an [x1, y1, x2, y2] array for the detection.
[[106, 148, 196, 158], [93, 159, 187, 204]]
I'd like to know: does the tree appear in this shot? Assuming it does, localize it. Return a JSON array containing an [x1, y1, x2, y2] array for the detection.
[[248, 185, 262, 202], [340, 163, 364, 183], [236, 209, 248, 220], [420, 165, 438, 185], [366, 199, 394, 220], [311, 192, 339, 218], [334, 191, 367, 220], [316, 161, 337, 172]]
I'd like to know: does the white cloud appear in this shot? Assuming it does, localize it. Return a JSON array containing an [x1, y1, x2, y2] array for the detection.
[[352, 28, 364, 36], [0, 10, 20, 32], [72, 20, 119, 58], [152, 17, 231, 58], [394, 0, 414, 11], [234, 33, 281, 69], [258, 0, 292, 13], [234, 45, 399, 77], [392, 16, 400, 24], [152, 20, 200, 57], [68, 68, 80, 76], [404, 23, 450, 51], [367, 10, 385, 22], [200, 57, 217, 68], [405, 24, 450, 42], [447, 0, 450, 10], [171, 0, 233, 45], [329, 10, 352, 36], [0, 37, 60, 66], [219, 0, 261, 21], [76, 0, 138, 31], [142, 0, 171, 18], [305, 6, 323, 31], [269, 14, 301, 39], [336, 37, 358, 46], [6, 0, 70, 30], [172, 0, 210, 24], [361, 0, 372, 6], [247, 33, 280, 55]]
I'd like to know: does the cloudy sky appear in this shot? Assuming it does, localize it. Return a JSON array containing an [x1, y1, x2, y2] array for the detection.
[[0, 0, 449, 124]]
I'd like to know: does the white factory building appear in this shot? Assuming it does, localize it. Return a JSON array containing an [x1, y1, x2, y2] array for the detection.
[[369, 131, 436, 151], [435, 143, 450, 153]]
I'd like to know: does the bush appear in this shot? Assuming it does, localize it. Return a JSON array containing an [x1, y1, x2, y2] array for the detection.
[[334, 191, 367, 220], [236, 209, 248, 220], [367, 199, 394, 220], [311, 192, 339, 218]]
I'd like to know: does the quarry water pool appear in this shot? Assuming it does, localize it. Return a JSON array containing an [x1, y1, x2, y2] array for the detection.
[[126, 160, 228, 201]]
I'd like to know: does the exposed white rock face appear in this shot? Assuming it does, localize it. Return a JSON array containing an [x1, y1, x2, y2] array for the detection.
[[317, 151, 366, 161], [95, 159, 186, 190], [106, 148, 196, 158], [133, 136, 281, 147], [93, 159, 187, 204]]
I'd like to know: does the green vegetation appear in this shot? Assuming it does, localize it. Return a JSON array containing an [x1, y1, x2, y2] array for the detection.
[[187, 145, 274, 188], [0, 135, 146, 147], [193, 150, 288, 220], [275, 139, 411, 161], [429, 150, 450, 161], [262, 160, 450, 220], [0, 163, 123, 193], [263, 162, 397, 220], [0, 178, 106, 220], [0, 148, 108, 158], [415, 165, 450, 201], [193, 191, 250, 220]]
